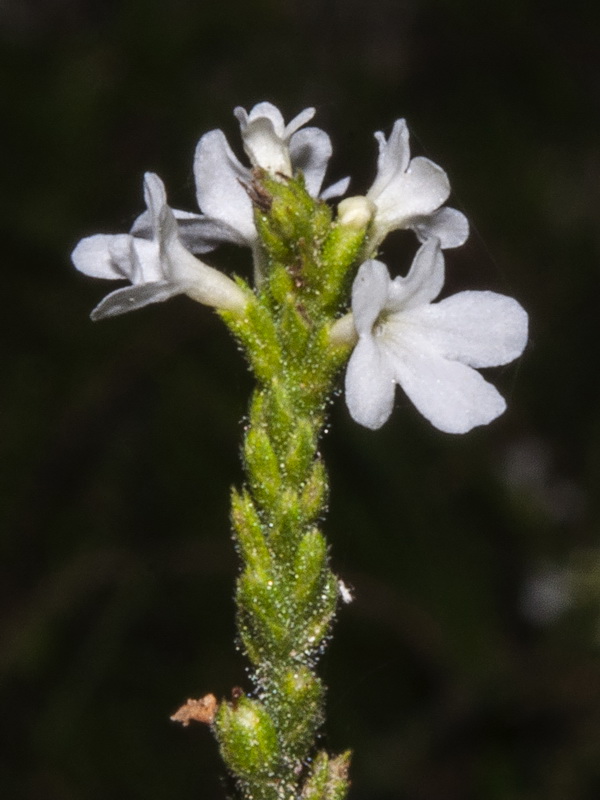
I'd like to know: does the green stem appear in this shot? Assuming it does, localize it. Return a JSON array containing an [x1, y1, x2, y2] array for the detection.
[[214, 171, 367, 800]]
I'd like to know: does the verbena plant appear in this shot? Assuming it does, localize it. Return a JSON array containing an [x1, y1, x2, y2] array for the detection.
[[72, 102, 527, 800]]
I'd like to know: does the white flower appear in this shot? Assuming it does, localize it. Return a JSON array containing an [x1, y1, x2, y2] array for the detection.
[[344, 239, 528, 433], [363, 119, 469, 250], [234, 102, 317, 177], [71, 172, 247, 320], [192, 102, 350, 253]]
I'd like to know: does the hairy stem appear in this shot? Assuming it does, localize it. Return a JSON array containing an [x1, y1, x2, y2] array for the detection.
[[215, 172, 366, 800]]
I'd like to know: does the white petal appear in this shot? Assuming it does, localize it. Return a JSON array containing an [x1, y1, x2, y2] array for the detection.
[[345, 335, 396, 430], [176, 215, 249, 251], [387, 239, 444, 311], [139, 172, 177, 248], [143, 172, 166, 228], [131, 209, 246, 253], [412, 206, 469, 249], [371, 156, 450, 231], [144, 172, 178, 260], [243, 102, 286, 136], [289, 127, 332, 196], [72, 234, 133, 279], [144, 233, 248, 312], [238, 116, 292, 174], [284, 106, 316, 137], [404, 290, 528, 368], [368, 120, 410, 199], [131, 208, 190, 240], [236, 102, 315, 140], [380, 339, 506, 433], [384, 341, 507, 433], [320, 176, 351, 201], [73, 230, 163, 286], [351, 260, 391, 334], [90, 281, 184, 320], [161, 237, 230, 294], [233, 105, 249, 128], [235, 103, 312, 174], [129, 238, 163, 282], [194, 129, 256, 244]]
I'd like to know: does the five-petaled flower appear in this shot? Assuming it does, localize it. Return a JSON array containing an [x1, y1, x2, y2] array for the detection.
[[343, 239, 528, 433], [344, 118, 469, 252], [71, 172, 246, 320]]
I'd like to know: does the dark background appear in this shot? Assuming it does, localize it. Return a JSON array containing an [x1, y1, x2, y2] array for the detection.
[[2, 1, 600, 798]]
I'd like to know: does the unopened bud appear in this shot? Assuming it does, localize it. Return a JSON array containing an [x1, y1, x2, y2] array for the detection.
[[337, 196, 375, 230], [328, 313, 358, 348], [301, 750, 351, 800]]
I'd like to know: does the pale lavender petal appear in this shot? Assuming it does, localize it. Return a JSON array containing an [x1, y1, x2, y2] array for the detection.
[[403, 291, 529, 368], [131, 208, 195, 240], [143, 172, 179, 256], [345, 335, 396, 430], [384, 341, 507, 433], [90, 281, 185, 321], [143, 172, 166, 229], [289, 127, 332, 196], [320, 176, 351, 201], [194, 129, 255, 244], [233, 106, 249, 127], [387, 239, 444, 311], [131, 209, 245, 253], [412, 206, 469, 248], [351, 260, 391, 334], [72, 234, 133, 280], [176, 216, 250, 251]]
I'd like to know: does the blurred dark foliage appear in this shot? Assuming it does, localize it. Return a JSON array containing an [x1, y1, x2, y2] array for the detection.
[[2, 1, 600, 798]]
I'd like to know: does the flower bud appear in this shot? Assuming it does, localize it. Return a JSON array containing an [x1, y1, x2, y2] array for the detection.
[[336, 196, 375, 230], [215, 696, 280, 781], [301, 750, 351, 800]]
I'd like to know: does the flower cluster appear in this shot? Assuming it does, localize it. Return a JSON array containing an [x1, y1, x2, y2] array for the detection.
[[72, 102, 527, 434]]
